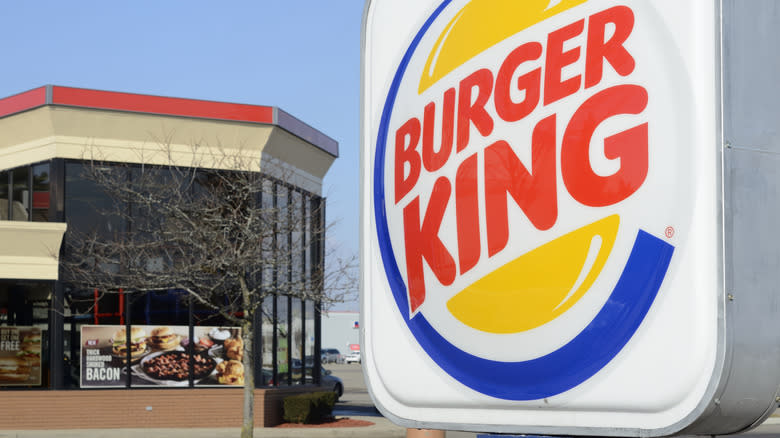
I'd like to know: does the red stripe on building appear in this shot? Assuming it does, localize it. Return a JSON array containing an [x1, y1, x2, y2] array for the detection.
[[50, 86, 274, 124], [0, 87, 47, 118]]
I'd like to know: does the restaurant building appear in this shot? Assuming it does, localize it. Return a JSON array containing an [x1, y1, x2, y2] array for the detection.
[[0, 85, 338, 428]]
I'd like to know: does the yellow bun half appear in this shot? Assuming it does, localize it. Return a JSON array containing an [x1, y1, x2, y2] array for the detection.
[[151, 326, 173, 337]]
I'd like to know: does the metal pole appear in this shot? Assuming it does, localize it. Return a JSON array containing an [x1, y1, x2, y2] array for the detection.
[[188, 294, 195, 388], [125, 293, 131, 388], [49, 281, 65, 389], [7, 170, 12, 220], [312, 196, 323, 384], [49, 159, 66, 390], [27, 165, 33, 221]]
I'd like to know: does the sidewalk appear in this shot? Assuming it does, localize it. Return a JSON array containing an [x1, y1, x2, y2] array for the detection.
[[2, 411, 777, 438], [0, 416, 407, 438]]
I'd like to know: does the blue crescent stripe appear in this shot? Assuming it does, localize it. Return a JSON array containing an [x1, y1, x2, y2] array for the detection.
[[372, 0, 675, 400], [405, 231, 673, 400]]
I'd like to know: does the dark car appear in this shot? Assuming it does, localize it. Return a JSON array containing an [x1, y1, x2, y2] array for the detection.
[[321, 367, 343, 400], [262, 366, 343, 401]]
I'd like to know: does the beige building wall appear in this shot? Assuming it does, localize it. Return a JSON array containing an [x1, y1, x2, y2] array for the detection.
[[0, 106, 335, 195], [0, 95, 337, 281]]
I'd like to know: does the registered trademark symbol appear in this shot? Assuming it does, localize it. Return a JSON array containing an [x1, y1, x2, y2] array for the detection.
[[665, 227, 675, 239]]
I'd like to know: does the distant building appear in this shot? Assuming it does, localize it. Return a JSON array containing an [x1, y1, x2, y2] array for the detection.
[[321, 310, 360, 355]]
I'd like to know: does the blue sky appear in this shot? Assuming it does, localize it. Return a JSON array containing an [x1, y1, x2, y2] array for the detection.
[[0, 1, 366, 309]]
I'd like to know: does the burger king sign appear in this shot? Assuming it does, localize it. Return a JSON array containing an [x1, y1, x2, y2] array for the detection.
[[362, 0, 780, 436]]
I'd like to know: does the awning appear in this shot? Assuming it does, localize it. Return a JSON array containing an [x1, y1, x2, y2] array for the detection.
[[0, 221, 67, 280]]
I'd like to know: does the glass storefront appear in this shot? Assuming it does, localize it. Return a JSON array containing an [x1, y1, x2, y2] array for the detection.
[[0, 162, 57, 388], [276, 295, 289, 385], [291, 297, 303, 384], [0, 281, 52, 389], [0, 161, 51, 222], [260, 295, 274, 386], [0, 159, 324, 390], [31, 163, 50, 222], [11, 167, 29, 221], [305, 300, 315, 381]]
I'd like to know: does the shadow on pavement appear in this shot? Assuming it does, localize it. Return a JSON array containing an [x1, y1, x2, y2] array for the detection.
[[334, 404, 382, 417]]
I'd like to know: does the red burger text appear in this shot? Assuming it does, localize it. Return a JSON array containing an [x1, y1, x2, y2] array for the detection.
[[393, 6, 648, 313]]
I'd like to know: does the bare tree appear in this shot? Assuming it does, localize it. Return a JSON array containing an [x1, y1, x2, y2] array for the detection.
[[62, 142, 356, 438]]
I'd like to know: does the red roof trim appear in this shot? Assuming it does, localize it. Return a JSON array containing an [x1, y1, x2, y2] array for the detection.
[[0, 87, 47, 118], [50, 86, 274, 124], [0, 86, 338, 157]]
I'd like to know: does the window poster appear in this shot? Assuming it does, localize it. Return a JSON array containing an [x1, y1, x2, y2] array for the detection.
[[80, 325, 243, 388], [0, 326, 42, 386]]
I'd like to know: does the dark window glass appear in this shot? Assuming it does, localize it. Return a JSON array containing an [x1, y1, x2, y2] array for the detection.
[[262, 179, 275, 295], [291, 297, 303, 385], [261, 295, 274, 386], [130, 290, 189, 326], [64, 319, 83, 389], [192, 296, 232, 327], [63, 161, 129, 358], [32, 163, 50, 222], [291, 191, 304, 286], [54, 161, 324, 391], [0, 281, 51, 389], [304, 195, 311, 283], [0, 170, 8, 220], [64, 162, 126, 241], [11, 166, 30, 221], [276, 295, 289, 385], [305, 300, 315, 367], [277, 184, 290, 294], [130, 166, 175, 235]]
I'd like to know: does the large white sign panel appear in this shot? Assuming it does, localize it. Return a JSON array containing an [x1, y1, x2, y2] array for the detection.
[[361, 0, 780, 436]]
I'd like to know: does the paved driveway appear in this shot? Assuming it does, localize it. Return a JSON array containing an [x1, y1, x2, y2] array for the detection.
[[326, 363, 780, 438], [327, 363, 379, 417]]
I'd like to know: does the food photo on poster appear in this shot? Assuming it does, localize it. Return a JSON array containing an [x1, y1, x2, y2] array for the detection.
[[0, 327, 42, 386], [80, 325, 243, 388]]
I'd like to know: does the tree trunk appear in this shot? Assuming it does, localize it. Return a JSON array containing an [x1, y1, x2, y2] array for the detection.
[[241, 319, 255, 438]]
